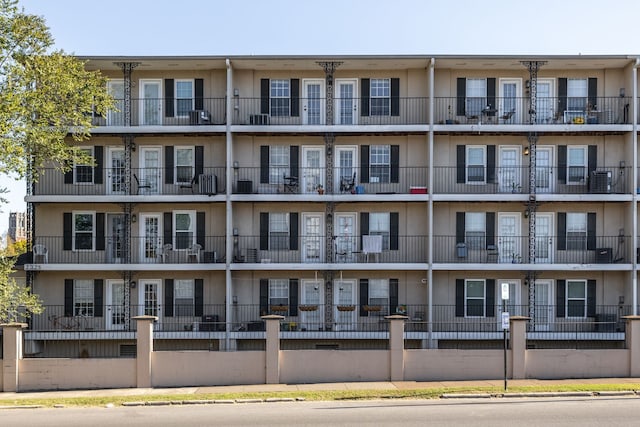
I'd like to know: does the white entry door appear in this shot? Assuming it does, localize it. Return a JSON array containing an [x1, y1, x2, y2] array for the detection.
[[140, 214, 161, 263], [139, 79, 162, 125], [535, 146, 554, 193], [106, 214, 125, 263], [301, 280, 324, 331], [498, 213, 521, 263], [107, 80, 125, 126], [335, 79, 358, 125], [139, 147, 161, 195], [334, 280, 356, 331], [334, 213, 356, 263], [106, 280, 126, 330], [335, 146, 357, 192], [498, 146, 522, 193], [534, 280, 553, 331], [139, 280, 162, 328], [535, 213, 554, 263], [302, 213, 324, 263], [301, 146, 325, 193], [499, 78, 521, 123], [107, 147, 126, 195], [535, 79, 555, 123], [303, 79, 325, 125]]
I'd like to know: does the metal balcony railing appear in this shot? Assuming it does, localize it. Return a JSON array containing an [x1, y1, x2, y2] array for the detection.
[[432, 165, 628, 195], [433, 235, 628, 264]]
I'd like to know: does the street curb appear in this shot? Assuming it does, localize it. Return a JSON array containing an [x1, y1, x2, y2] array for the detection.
[[441, 391, 640, 399]]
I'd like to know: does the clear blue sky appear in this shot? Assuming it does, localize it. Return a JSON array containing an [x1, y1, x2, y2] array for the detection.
[[2, 0, 640, 231]]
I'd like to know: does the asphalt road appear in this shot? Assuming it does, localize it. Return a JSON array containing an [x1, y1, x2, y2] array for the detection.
[[2, 396, 640, 426]]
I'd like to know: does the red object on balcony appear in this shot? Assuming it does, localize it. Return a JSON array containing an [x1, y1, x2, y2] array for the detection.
[[410, 187, 427, 194]]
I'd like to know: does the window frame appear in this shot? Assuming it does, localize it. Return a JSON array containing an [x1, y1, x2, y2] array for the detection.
[[269, 279, 289, 307], [174, 146, 195, 184], [565, 212, 587, 251], [74, 279, 94, 317], [566, 145, 587, 184], [72, 211, 95, 251], [465, 212, 486, 250], [370, 78, 391, 116], [368, 279, 389, 316], [464, 279, 486, 318], [270, 79, 291, 117], [74, 147, 94, 184], [174, 279, 195, 317], [466, 145, 486, 184], [269, 145, 290, 185], [369, 212, 390, 250], [369, 144, 391, 183], [567, 78, 588, 112], [566, 279, 587, 318], [173, 210, 196, 250], [269, 212, 290, 250], [466, 78, 487, 117], [174, 79, 195, 117]]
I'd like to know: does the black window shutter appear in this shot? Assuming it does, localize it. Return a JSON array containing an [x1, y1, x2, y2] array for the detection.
[[165, 79, 174, 117], [587, 145, 597, 177], [456, 145, 466, 183], [389, 279, 399, 314], [195, 146, 204, 177], [164, 279, 174, 317], [63, 212, 73, 250], [165, 146, 174, 184], [290, 145, 299, 179], [455, 279, 464, 317], [289, 212, 298, 250], [360, 212, 369, 249], [290, 79, 299, 117], [558, 145, 567, 184], [557, 212, 566, 250], [163, 212, 173, 247], [390, 145, 400, 183], [556, 280, 566, 318], [95, 213, 105, 251], [260, 79, 270, 114], [558, 78, 567, 113], [390, 212, 399, 250], [260, 212, 269, 250], [359, 279, 369, 317], [456, 212, 465, 244], [456, 77, 466, 116], [361, 78, 370, 116], [360, 145, 370, 183], [587, 212, 596, 250], [195, 279, 204, 317], [259, 279, 269, 315], [64, 162, 73, 184], [485, 279, 495, 318], [289, 279, 298, 316], [64, 279, 74, 317], [485, 212, 495, 248], [194, 78, 204, 110], [486, 78, 496, 114], [588, 78, 597, 109], [196, 212, 205, 248], [93, 146, 103, 184], [260, 145, 269, 184], [486, 145, 496, 183], [587, 279, 596, 317], [94, 279, 103, 318], [390, 78, 400, 116]]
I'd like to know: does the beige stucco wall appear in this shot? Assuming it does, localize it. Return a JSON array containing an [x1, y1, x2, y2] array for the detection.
[[279, 350, 389, 383], [404, 349, 506, 380], [152, 351, 265, 387], [18, 358, 135, 390], [525, 349, 629, 379]]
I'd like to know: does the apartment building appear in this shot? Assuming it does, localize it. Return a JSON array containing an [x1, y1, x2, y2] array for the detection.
[[22, 54, 640, 357], [8, 211, 27, 244]]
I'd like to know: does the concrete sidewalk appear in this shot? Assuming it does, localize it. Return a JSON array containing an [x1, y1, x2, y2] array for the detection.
[[2, 378, 640, 401]]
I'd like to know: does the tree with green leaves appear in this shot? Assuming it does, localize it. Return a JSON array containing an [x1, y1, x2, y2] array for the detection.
[[0, 250, 42, 323]]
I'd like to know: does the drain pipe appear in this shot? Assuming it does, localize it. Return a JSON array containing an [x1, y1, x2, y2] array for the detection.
[[633, 58, 639, 315]]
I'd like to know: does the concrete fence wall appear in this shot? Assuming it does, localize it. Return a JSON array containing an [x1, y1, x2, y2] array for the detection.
[[2, 315, 640, 392]]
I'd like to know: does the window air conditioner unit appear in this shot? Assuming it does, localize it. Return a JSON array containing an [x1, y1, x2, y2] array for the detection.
[[589, 170, 611, 194], [189, 110, 211, 125]]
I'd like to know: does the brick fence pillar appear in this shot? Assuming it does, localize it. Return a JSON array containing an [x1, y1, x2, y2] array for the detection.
[[1, 323, 27, 392], [386, 315, 407, 381], [133, 315, 157, 388], [262, 315, 283, 384], [624, 316, 640, 376], [509, 316, 529, 379]]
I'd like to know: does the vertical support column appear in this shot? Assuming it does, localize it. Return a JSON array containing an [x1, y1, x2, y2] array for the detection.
[[114, 62, 139, 127], [1, 323, 27, 392], [509, 316, 529, 379], [262, 315, 283, 384], [133, 315, 156, 388], [624, 316, 640, 376], [386, 315, 406, 381], [324, 271, 334, 330], [427, 57, 435, 349], [225, 59, 235, 349], [632, 60, 639, 315], [317, 61, 342, 126]]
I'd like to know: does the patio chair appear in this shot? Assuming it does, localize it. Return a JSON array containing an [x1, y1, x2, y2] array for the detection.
[[340, 172, 356, 193], [133, 174, 152, 195], [33, 244, 48, 263], [187, 243, 202, 263], [159, 243, 173, 263]]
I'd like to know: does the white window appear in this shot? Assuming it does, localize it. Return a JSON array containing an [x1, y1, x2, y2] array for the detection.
[[465, 279, 486, 317], [370, 145, 390, 183], [74, 279, 94, 316], [269, 213, 289, 250], [175, 146, 194, 184], [370, 78, 390, 116], [174, 211, 195, 250], [465, 212, 485, 250], [174, 279, 194, 316], [467, 146, 486, 183], [175, 80, 194, 117], [369, 213, 390, 250], [566, 213, 587, 251], [269, 279, 289, 306], [567, 146, 587, 183], [269, 146, 290, 184], [466, 78, 487, 116], [368, 279, 389, 315], [73, 212, 95, 251], [566, 280, 587, 317], [567, 78, 588, 111], [74, 147, 94, 184], [270, 79, 290, 116]]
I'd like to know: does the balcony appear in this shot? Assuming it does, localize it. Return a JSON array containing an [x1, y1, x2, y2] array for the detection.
[[433, 235, 629, 265], [434, 96, 630, 126]]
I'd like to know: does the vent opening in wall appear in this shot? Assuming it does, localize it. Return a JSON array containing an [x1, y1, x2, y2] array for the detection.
[[120, 344, 137, 358]]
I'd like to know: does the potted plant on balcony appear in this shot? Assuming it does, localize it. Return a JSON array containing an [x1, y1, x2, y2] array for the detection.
[[316, 184, 324, 195], [270, 305, 288, 313], [299, 304, 318, 311], [510, 182, 522, 193], [337, 305, 355, 311], [445, 105, 454, 124], [511, 253, 522, 264]]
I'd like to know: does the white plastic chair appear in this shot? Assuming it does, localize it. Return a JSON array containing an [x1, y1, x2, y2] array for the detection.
[[187, 243, 202, 263], [33, 244, 48, 263], [159, 243, 173, 263]]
